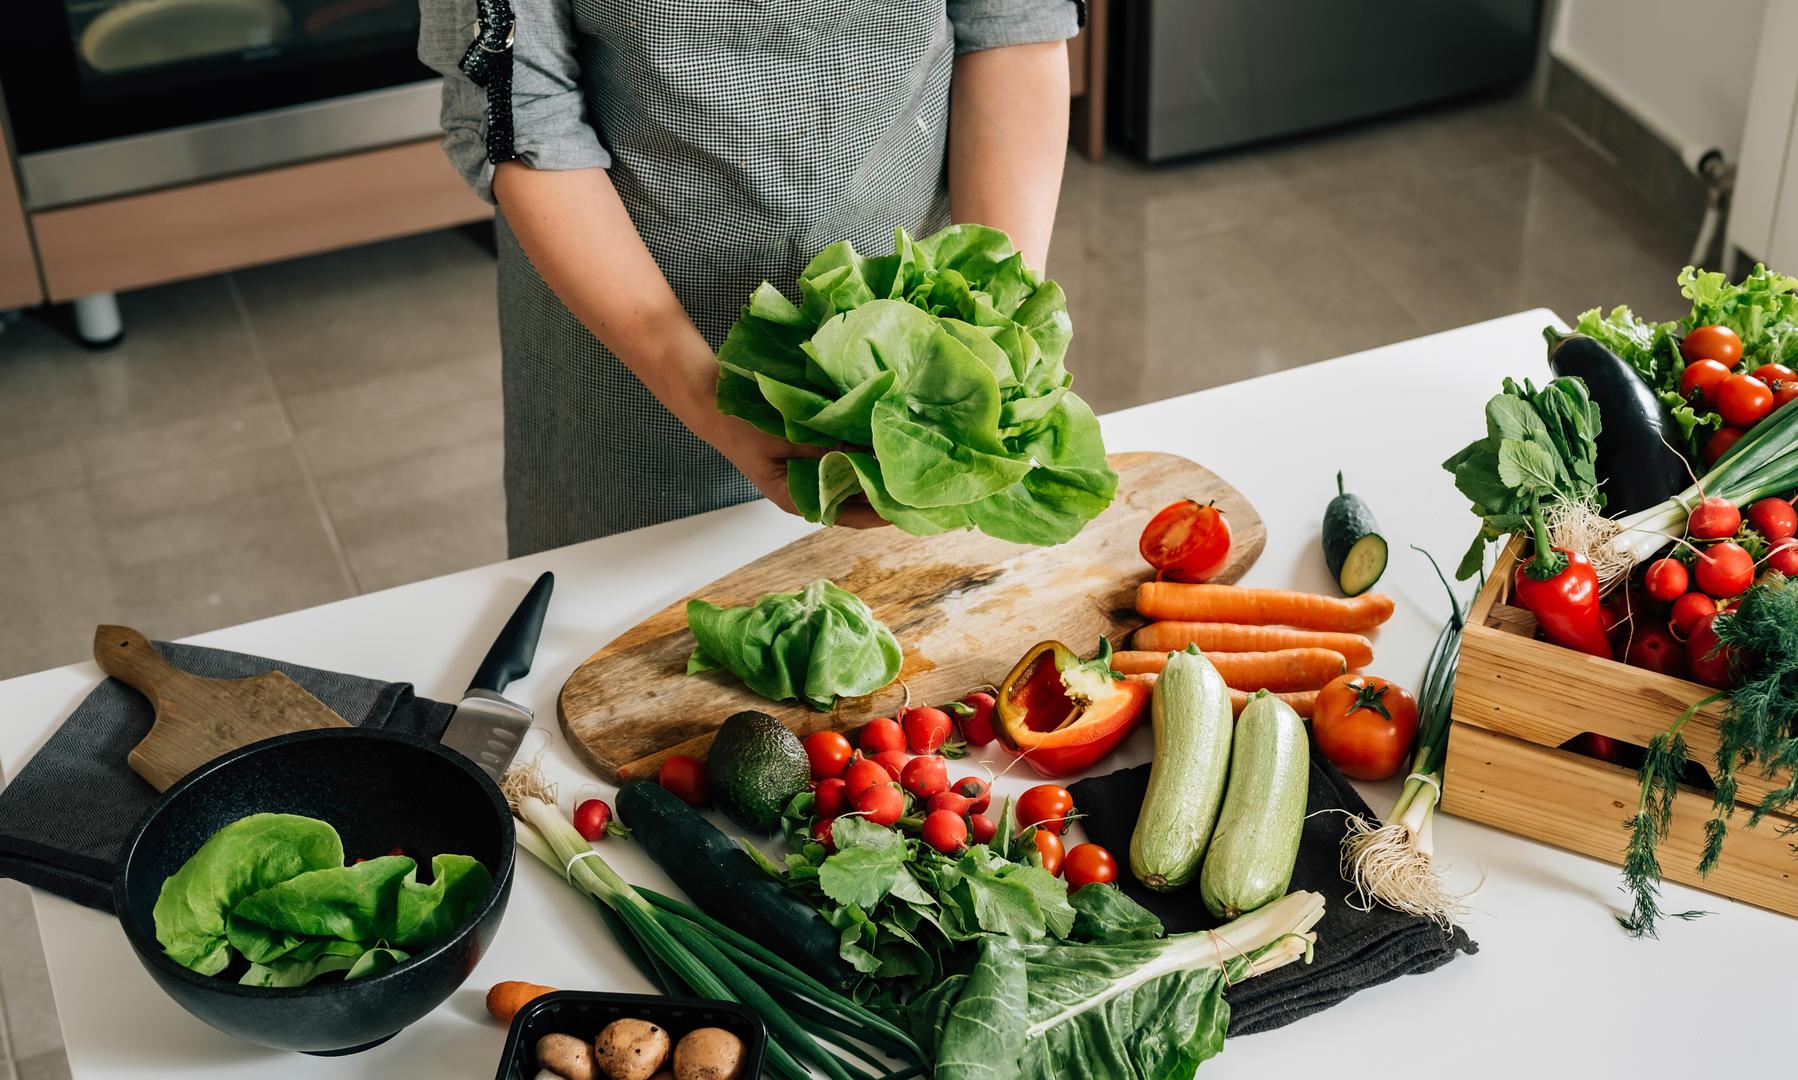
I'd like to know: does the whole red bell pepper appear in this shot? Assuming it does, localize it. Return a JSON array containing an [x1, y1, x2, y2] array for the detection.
[[1513, 497, 1613, 658], [994, 639, 1151, 777]]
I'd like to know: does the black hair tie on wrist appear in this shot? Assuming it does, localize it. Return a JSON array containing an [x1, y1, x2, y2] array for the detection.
[[459, 0, 520, 166]]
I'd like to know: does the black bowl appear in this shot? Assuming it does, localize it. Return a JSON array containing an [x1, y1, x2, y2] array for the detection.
[[496, 991, 769, 1080], [114, 727, 515, 1055]]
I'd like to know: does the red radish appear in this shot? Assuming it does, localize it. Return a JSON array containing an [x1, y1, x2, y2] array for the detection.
[[1032, 829, 1065, 876], [814, 777, 850, 819], [1687, 611, 1736, 688], [658, 755, 707, 806], [900, 755, 948, 798], [1600, 597, 1631, 651], [1696, 541, 1755, 599], [871, 749, 911, 780], [901, 706, 954, 754], [1704, 427, 1746, 466], [1768, 539, 1798, 576], [951, 776, 991, 814], [572, 799, 613, 841], [920, 809, 969, 855], [811, 818, 836, 853], [927, 790, 972, 816], [803, 731, 854, 779], [968, 813, 998, 844], [1688, 497, 1741, 540], [843, 757, 890, 799], [1643, 558, 1689, 602], [1625, 625, 1689, 679], [859, 717, 905, 754], [1747, 497, 1798, 541], [852, 783, 904, 827], [956, 692, 998, 746], [1669, 592, 1716, 638]]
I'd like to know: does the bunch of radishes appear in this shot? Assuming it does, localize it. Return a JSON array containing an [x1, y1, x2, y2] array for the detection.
[[1625, 491, 1797, 686], [1679, 325, 1798, 464]]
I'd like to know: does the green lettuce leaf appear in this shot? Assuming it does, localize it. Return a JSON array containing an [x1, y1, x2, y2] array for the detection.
[[686, 579, 903, 709]]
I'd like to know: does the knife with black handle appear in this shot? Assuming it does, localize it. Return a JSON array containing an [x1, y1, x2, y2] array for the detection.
[[441, 571, 554, 781]]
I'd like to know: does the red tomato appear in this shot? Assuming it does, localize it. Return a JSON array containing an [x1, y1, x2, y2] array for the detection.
[[1031, 829, 1065, 877], [1681, 358, 1734, 408], [1751, 363, 1797, 389], [1777, 383, 1798, 411], [1717, 374, 1774, 428], [1669, 591, 1716, 639], [859, 717, 905, 754], [853, 783, 904, 827], [1017, 785, 1075, 834], [920, 809, 969, 855], [1062, 844, 1119, 889], [1312, 675, 1420, 781], [1704, 426, 1746, 466], [1768, 539, 1798, 577], [1695, 541, 1754, 599], [1687, 496, 1741, 540], [951, 776, 991, 814], [1625, 625, 1689, 679], [955, 692, 998, 747], [900, 754, 949, 798], [658, 754, 708, 806], [870, 750, 911, 781], [573, 799, 613, 842], [803, 731, 854, 779], [814, 777, 850, 819], [843, 757, 891, 799], [901, 706, 954, 754], [968, 813, 998, 845], [1139, 500, 1233, 582], [1747, 497, 1798, 541], [1642, 558, 1689, 602], [1681, 325, 1743, 366]]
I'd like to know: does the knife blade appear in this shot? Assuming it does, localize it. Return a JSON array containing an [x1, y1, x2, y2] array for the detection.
[[440, 571, 554, 782]]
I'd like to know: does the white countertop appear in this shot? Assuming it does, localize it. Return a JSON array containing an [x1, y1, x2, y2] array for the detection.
[[3, 310, 1793, 1078]]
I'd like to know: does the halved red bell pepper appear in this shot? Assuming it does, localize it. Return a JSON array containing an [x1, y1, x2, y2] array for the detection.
[[995, 639, 1150, 777]]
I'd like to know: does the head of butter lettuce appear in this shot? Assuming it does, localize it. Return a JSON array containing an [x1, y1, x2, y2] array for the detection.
[[715, 224, 1117, 547]]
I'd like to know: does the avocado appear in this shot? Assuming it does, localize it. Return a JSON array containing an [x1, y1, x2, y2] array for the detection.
[[705, 710, 810, 833]]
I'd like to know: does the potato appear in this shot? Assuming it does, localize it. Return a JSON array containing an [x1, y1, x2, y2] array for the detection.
[[594, 1018, 671, 1080], [673, 1027, 745, 1080], [537, 1033, 596, 1080]]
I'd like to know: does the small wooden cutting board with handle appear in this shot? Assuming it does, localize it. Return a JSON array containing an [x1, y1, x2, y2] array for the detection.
[[96, 625, 349, 791], [559, 451, 1265, 784]]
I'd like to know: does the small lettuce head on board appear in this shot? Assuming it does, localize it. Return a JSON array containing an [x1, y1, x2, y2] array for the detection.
[[717, 225, 1116, 546]]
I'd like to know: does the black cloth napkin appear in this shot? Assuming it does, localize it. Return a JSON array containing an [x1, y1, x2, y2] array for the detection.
[[0, 642, 456, 913], [1070, 755, 1476, 1036]]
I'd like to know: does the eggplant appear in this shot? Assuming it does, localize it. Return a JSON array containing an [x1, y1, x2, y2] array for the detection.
[[1544, 328, 1689, 517]]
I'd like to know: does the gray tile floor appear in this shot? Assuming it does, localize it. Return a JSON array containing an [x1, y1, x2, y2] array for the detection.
[[0, 90, 1693, 1077]]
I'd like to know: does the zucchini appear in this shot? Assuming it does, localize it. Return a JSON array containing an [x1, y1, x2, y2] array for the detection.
[[615, 781, 856, 989], [1129, 645, 1233, 892], [1198, 692, 1309, 919], [1322, 471, 1387, 596]]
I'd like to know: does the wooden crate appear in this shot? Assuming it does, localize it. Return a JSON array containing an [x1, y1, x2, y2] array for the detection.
[[1443, 536, 1798, 917]]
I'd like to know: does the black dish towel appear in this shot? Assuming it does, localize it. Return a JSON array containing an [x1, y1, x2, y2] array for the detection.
[[0, 642, 455, 913], [1069, 756, 1477, 1036]]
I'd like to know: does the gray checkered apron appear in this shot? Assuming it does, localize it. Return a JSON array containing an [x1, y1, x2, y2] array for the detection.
[[492, 0, 956, 555]]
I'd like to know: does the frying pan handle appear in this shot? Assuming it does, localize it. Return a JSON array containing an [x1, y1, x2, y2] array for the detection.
[[469, 572, 555, 695], [94, 625, 185, 705]]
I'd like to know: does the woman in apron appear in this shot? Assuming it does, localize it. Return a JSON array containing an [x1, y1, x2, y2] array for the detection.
[[421, 0, 1080, 556]]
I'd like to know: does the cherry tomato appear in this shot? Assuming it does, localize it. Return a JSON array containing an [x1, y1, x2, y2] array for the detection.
[[1777, 382, 1798, 411], [900, 754, 949, 798], [1704, 426, 1746, 466], [1669, 591, 1716, 639], [1643, 558, 1689, 602], [853, 783, 904, 827], [1017, 785, 1075, 834], [1031, 829, 1065, 876], [1688, 611, 1737, 689], [658, 754, 708, 806], [927, 790, 972, 816], [901, 706, 954, 754], [955, 692, 998, 747], [951, 776, 991, 814], [811, 818, 836, 853], [843, 757, 891, 799], [1768, 539, 1798, 577], [1625, 624, 1689, 679], [859, 717, 906, 754], [1062, 843, 1119, 889], [1681, 358, 1733, 408], [968, 813, 998, 845], [1747, 496, 1798, 541], [1717, 374, 1774, 428], [814, 777, 850, 819], [803, 731, 854, 779], [1311, 675, 1420, 781], [1751, 363, 1796, 390], [870, 749, 911, 781], [1695, 541, 1754, 599], [1682, 325, 1743, 366], [920, 809, 969, 855], [573, 798, 613, 841], [1139, 499, 1233, 582], [1687, 496, 1741, 540]]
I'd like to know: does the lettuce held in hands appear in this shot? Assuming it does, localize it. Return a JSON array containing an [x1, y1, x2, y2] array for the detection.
[[716, 224, 1117, 546]]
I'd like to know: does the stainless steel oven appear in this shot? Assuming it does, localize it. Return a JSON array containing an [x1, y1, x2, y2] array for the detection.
[[0, 0, 441, 209]]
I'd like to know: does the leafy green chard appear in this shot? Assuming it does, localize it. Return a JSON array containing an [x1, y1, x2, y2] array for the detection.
[[686, 579, 902, 710], [716, 224, 1117, 546]]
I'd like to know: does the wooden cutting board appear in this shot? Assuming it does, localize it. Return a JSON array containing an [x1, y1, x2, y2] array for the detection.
[[559, 452, 1264, 783]]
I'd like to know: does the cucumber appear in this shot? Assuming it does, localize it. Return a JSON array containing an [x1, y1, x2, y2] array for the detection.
[[1198, 692, 1309, 919], [1322, 471, 1387, 596], [1129, 645, 1233, 892], [615, 781, 856, 989]]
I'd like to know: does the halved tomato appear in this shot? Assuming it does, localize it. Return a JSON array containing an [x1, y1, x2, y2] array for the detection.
[[1140, 500, 1232, 582]]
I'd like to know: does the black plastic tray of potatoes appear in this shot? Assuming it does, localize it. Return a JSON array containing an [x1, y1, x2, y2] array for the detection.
[[497, 990, 769, 1079]]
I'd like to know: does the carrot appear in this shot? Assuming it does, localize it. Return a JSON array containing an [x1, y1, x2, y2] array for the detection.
[[1231, 689, 1318, 719], [1112, 648, 1346, 692], [1136, 582, 1396, 632], [1131, 621, 1374, 668], [486, 980, 557, 1024]]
